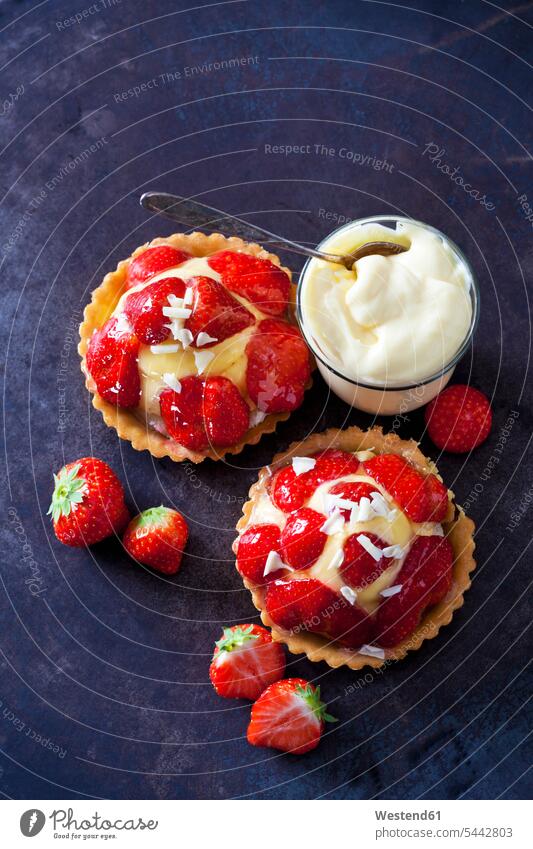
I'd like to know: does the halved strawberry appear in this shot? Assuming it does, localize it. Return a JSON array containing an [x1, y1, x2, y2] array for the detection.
[[328, 481, 376, 520], [126, 245, 190, 288], [270, 449, 361, 512], [280, 508, 327, 570], [122, 505, 188, 575], [160, 376, 205, 451], [124, 277, 187, 345], [341, 532, 388, 588], [363, 453, 448, 523], [236, 524, 283, 584], [373, 535, 453, 647], [184, 276, 254, 345], [48, 457, 129, 547], [247, 678, 336, 754], [209, 624, 285, 700], [159, 375, 249, 451], [86, 316, 141, 407], [265, 578, 372, 649], [208, 250, 291, 317], [203, 376, 251, 445], [245, 319, 311, 413], [269, 465, 310, 512]]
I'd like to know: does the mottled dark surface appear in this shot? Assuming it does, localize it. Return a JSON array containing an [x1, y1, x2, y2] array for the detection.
[[0, 0, 531, 800]]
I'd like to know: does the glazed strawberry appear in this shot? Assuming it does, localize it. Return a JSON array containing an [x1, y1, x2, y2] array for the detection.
[[265, 578, 372, 649], [328, 481, 376, 520], [424, 384, 492, 453], [247, 678, 336, 754], [245, 319, 311, 413], [270, 449, 361, 512], [126, 245, 190, 288], [373, 535, 453, 647], [124, 277, 187, 345], [399, 534, 453, 604], [202, 376, 250, 445], [160, 376, 205, 451], [159, 375, 249, 451], [363, 453, 448, 523], [184, 276, 254, 345], [280, 508, 327, 570], [208, 250, 291, 317], [269, 464, 310, 512], [236, 524, 283, 584], [48, 457, 129, 547], [85, 316, 141, 407], [341, 533, 387, 588], [209, 624, 285, 700], [122, 505, 188, 575]]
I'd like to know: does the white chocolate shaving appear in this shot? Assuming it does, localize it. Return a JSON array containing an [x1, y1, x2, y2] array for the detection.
[[380, 584, 402, 598], [340, 585, 358, 605], [357, 534, 384, 561], [292, 457, 316, 476], [320, 509, 345, 536], [194, 349, 214, 374]]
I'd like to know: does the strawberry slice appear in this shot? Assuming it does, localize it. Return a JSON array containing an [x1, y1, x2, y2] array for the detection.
[[265, 578, 372, 649], [363, 453, 448, 523], [124, 277, 187, 345], [245, 319, 311, 413], [328, 481, 376, 520], [122, 506, 188, 575], [184, 276, 254, 346], [373, 535, 453, 647], [247, 678, 336, 754], [341, 532, 388, 588], [209, 624, 286, 700], [236, 524, 283, 584], [270, 449, 361, 512], [126, 245, 190, 288], [424, 384, 492, 453], [159, 375, 249, 451], [208, 250, 291, 317], [280, 508, 327, 570], [86, 316, 141, 407]]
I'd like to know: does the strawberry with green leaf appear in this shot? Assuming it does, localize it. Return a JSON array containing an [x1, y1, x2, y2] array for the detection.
[[48, 457, 129, 547], [247, 677, 337, 754], [122, 506, 188, 574], [209, 623, 285, 700]]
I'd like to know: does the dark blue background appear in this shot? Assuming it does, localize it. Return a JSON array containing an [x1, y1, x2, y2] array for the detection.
[[0, 0, 531, 800]]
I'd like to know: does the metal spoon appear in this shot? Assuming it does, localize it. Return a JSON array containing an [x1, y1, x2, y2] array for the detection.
[[140, 191, 407, 270]]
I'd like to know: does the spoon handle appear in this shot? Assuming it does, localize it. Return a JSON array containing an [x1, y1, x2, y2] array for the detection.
[[140, 192, 331, 263]]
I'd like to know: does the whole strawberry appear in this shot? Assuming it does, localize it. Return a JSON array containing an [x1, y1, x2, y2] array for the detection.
[[122, 506, 188, 574], [209, 624, 286, 700], [247, 678, 337, 754], [48, 458, 129, 547], [424, 384, 492, 453]]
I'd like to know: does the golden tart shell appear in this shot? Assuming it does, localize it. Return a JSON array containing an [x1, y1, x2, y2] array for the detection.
[[234, 425, 476, 670], [78, 231, 312, 463]]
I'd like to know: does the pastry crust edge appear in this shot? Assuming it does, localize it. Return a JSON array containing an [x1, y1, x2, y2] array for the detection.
[[78, 231, 312, 464], [234, 425, 476, 670]]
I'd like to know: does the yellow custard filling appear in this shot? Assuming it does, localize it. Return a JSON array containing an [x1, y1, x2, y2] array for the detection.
[[251, 462, 444, 613], [112, 256, 270, 417]]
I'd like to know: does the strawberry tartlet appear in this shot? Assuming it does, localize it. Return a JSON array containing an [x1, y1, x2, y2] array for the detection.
[[79, 233, 312, 462], [234, 426, 476, 669]]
